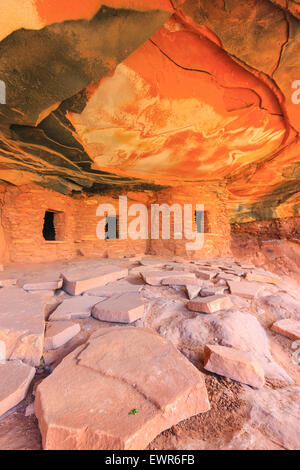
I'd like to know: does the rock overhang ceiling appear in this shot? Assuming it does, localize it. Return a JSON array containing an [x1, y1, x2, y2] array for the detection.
[[0, 0, 299, 222]]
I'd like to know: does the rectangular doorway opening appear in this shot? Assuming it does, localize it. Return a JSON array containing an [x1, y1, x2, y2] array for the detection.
[[43, 210, 65, 241]]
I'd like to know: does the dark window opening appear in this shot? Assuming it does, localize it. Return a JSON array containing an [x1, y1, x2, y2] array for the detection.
[[105, 216, 119, 239], [43, 211, 56, 241], [195, 210, 210, 233]]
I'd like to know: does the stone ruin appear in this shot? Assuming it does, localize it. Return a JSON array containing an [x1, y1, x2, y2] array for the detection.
[[0, 0, 299, 451]]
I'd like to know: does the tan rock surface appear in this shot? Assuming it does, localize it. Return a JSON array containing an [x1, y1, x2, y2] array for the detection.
[[228, 281, 265, 299], [271, 319, 300, 341], [61, 266, 128, 295], [49, 295, 104, 321], [187, 295, 234, 314], [35, 327, 210, 450], [92, 292, 145, 324], [185, 284, 201, 300], [204, 344, 265, 388], [44, 321, 81, 350], [0, 360, 35, 418], [141, 270, 195, 286], [245, 270, 281, 284], [0, 287, 45, 366], [83, 280, 142, 297], [23, 280, 63, 291]]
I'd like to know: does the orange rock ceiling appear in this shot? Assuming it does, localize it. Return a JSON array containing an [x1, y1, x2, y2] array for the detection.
[[0, 0, 299, 222]]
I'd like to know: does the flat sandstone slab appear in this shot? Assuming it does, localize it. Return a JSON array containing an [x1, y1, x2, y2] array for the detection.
[[245, 270, 281, 285], [0, 360, 35, 417], [92, 292, 144, 323], [0, 287, 45, 366], [44, 321, 81, 350], [228, 281, 264, 299], [61, 266, 128, 295], [84, 280, 142, 297], [271, 319, 300, 341], [35, 327, 210, 450], [141, 270, 195, 286], [187, 294, 234, 314], [23, 280, 63, 291], [49, 295, 104, 321], [204, 344, 265, 389]]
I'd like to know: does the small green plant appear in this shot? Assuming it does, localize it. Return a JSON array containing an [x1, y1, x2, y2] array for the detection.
[[39, 356, 45, 368], [129, 408, 139, 415]]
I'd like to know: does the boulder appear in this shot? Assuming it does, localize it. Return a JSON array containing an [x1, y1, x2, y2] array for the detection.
[[44, 321, 81, 350], [61, 266, 128, 295], [49, 295, 104, 321], [271, 319, 300, 341], [0, 360, 35, 417], [204, 344, 265, 388], [35, 327, 210, 450], [92, 292, 145, 324], [0, 287, 45, 366], [187, 294, 234, 314]]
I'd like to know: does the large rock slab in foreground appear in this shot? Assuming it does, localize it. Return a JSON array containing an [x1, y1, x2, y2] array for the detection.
[[35, 327, 210, 450], [0, 287, 45, 366], [204, 344, 265, 388], [0, 360, 35, 417], [61, 266, 128, 295], [92, 293, 144, 324]]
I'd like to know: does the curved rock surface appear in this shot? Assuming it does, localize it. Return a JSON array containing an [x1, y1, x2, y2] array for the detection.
[[35, 326, 210, 450], [0, 0, 299, 221]]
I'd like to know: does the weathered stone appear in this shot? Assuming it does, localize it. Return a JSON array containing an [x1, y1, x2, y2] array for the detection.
[[204, 344, 265, 388], [243, 386, 300, 450], [139, 259, 168, 267], [0, 360, 35, 418], [0, 278, 17, 287], [245, 270, 281, 284], [185, 284, 201, 300], [49, 296, 104, 321], [187, 294, 234, 314], [0, 340, 5, 362], [271, 319, 300, 341], [44, 321, 81, 350], [92, 293, 145, 324], [200, 286, 227, 297], [141, 270, 195, 286], [0, 287, 45, 366], [162, 276, 200, 286], [84, 280, 142, 297], [61, 266, 128, 295], [35, 327, 210, 450], [23, 280, 63, 291], [216, 273, 241, 282], [228, 281, 264, 299], [196, 270, 218, 280]]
